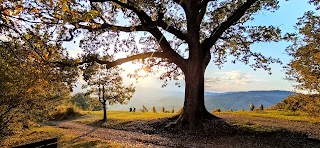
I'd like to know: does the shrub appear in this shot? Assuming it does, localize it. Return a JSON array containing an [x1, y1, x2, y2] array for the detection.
[[213, 108, 221, 113], [177, 108, 183, 114], [51, 105, 82, 120], [273, 93, 320, 117], [227, 109, 233, 112], [171, 107, 175, 113]]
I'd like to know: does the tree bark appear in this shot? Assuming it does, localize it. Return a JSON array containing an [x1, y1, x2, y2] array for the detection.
[[175, 53, 218, 129], [102, 102, 107, 121]]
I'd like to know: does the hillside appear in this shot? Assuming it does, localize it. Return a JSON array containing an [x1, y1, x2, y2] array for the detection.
[[205, 90, 293, 111], [3, 111, 319, 147], [108, 87, 293, 111]]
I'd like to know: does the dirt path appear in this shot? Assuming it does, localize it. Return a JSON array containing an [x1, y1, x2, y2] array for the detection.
[[48, 121, 176, 147], [47, 116, 320, 148]]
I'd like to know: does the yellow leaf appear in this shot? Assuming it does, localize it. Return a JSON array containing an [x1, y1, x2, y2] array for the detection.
[[15, 5, 24, 11], [89, 10, 99, 16], [75, 59, 81, 63], [35, 69, 41, 74], [3, 9, 11, 16], [44, 54, 49, 59], [25, 34, 32, 39], [55, 14, 62, 19], [91, 23, 96, 29], [31, 7, 38, 13], [36, 43, 41, 48]]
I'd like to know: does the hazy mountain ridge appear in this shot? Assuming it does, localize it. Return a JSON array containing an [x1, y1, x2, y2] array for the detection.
[[205, 90, 293, 111], [108, 87, 293, 111]]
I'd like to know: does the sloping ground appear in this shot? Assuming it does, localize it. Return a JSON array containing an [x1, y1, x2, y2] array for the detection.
[[216, 113, 320, 140], [4, 111, 320, 148], [44, 117, 320, 148]]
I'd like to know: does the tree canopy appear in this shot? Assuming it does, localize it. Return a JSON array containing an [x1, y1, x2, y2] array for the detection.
[[2, 0, 317, 129], [285, 9, 320, 93], [0, 42, 71, 138]]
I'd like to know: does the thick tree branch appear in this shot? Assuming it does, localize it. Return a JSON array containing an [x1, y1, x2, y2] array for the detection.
[[89, 0, 186, 41], [196, 3, 207, 27], [201, 0, 258, 51], [54, 51, 179, 69], [148, 28, 187, 71], [74, 22, 148, 32], [88, 0, 186, 70]]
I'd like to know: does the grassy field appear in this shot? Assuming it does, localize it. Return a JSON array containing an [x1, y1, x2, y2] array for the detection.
[[214, 109, 320, 123], [77, 110, 177, 128], [0, 125, 124, 148], [1, 109, 319, 147], [1, 111, 176, 147]]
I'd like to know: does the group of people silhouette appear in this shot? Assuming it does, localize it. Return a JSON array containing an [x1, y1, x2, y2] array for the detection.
[[129, 107, 136, 112]]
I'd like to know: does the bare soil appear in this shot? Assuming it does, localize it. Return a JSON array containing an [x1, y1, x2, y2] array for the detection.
[[47, 114, 320, 148]]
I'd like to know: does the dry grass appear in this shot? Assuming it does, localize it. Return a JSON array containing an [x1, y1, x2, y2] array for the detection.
[[214, 109, 320, 123], [0, 124, 127, 147], [2, 110, 320, 147], [77, 110, 177, 128]]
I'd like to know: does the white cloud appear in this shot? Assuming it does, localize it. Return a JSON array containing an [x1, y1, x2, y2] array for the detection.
[[205, 71, 263, 92]]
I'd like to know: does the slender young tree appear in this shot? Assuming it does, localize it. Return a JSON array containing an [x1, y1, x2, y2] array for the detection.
[[83, 58, 135, 121]]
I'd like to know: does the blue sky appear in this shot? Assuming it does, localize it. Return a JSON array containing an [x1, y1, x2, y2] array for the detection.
[[67, 0, 317, 93]]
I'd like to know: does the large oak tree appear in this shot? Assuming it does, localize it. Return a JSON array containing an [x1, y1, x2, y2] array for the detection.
[[1, 0, 290, 129]]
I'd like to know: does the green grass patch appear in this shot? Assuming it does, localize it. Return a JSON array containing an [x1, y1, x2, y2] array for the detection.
[[77, 110, 177, 127]]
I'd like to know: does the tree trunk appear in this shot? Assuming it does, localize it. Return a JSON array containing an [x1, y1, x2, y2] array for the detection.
[[175, 50, 217, 129], [102, 101, 107, 121]]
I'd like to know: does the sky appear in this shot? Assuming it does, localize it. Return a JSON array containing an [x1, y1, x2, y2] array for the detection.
[[66, 0, 317, 94]]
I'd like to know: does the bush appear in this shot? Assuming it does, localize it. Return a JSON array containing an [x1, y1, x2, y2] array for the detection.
[[51, 105, 82, 120], [213, 108, 221, 113], [177, 108, 183, 114], [273, 93, 320, 117]]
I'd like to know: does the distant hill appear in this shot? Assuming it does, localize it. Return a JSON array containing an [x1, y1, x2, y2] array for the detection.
[[108, 87, 293, 112], [205, 90, 293, 111]]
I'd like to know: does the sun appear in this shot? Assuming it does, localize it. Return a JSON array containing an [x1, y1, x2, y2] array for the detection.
[[120, 62, 149, 77], [137, 68, 148, 77]]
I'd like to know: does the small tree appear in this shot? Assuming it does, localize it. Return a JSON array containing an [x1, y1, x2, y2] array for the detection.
[[83, 58, 135, 121], [70, 93, 92, 110]]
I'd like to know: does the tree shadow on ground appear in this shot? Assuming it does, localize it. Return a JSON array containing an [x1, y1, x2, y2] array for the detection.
[[75, 116, 320, 148], [137, 117, 320, 148]]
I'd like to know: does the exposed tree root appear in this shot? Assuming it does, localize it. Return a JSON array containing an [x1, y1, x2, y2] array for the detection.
[[165, 110, 222, 131]]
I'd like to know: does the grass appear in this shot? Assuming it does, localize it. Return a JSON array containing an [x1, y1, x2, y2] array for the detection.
[[77, 110, 177, 127], [1, 110, 176, 147], [2, 109, 319, 147], [214, 109, 320, 123], [0, 125, 127, 148]]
